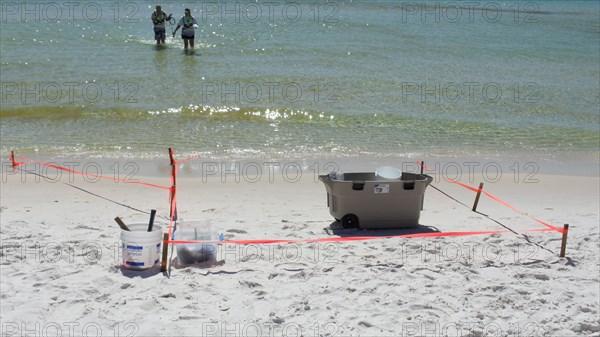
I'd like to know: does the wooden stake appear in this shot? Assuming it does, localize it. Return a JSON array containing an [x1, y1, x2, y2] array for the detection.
[[160, 233, 169, 272], [163, 148, 177, 273], [114, 217, 130, 231], [559, 224, 569, 257], [472, 182, 484, 212], [420, 161, 425, 211], [168, 148, 177, 221]]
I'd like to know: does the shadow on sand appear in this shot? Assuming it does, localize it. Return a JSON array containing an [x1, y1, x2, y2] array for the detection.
[[326, 221, 440, 238], [119, 265, 162, 278]]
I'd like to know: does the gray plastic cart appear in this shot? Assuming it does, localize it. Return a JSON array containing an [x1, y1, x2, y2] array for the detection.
[[319, 172, 433, 229]]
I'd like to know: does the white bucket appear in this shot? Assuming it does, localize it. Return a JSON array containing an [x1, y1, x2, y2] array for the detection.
[[121, 223, 163, 270], [175, 219, 218, 265], [375, 166, 402, 180]]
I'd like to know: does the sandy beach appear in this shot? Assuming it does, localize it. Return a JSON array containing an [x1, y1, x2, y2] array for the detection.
[[2, 0, 599, 335], [1, 155, 598, 337]]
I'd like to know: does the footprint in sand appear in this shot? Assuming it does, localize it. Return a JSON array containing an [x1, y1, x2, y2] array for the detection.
[[239, 280, 262, 288], [253, 290, 267, 299], [274, 262, 307, 271]]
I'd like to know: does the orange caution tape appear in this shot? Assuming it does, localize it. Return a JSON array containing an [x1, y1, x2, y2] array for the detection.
[[167, 148, 178, 240], [12, 154, 171, 189], [417, 161, 562, 233], [5, 151, 564, 250], [166, 227, 558, 245], [9, 152, 25, 168]]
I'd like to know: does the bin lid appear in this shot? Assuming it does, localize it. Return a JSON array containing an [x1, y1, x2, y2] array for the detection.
[[375, 166, 402, 180]]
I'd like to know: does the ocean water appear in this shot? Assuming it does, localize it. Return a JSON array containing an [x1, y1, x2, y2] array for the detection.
[[1, 0, 599, 164]]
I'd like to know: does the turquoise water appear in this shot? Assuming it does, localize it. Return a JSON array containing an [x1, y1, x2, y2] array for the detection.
[[1, 1, 599, 161]]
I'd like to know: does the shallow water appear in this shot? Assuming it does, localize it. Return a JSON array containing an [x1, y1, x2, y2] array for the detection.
[[1, 1, 598, 163]]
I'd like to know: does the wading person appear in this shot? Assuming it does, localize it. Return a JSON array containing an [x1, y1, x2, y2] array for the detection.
[[173, 8, 198, 50], [151, 5, 172, 45]]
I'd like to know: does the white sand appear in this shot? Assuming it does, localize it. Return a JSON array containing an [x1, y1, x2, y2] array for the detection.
[[1, 159, 599, 336]]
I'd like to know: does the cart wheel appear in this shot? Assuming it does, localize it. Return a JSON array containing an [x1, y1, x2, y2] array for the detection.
[[341, 214, 359, 229]]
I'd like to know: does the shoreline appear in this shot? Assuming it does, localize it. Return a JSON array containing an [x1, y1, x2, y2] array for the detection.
[[3, 148, 599, 183]]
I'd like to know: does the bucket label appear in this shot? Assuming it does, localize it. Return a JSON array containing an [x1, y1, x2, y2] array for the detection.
[[126, 261, 146, 267], [374, 184, 389, 194], [122, 242, 161, 269]]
